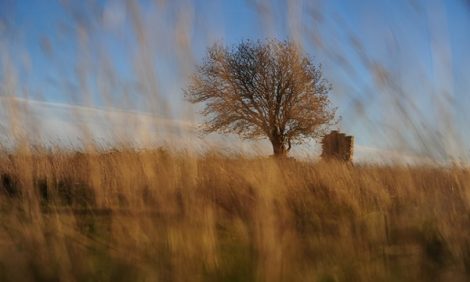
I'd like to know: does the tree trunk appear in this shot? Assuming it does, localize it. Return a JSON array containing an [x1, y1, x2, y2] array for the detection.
[[271, 138, 287, 157]]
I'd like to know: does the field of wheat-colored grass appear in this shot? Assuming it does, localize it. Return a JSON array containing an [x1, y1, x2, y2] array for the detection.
[[0, 148, 468, 281], [1, 1, 469, 281]]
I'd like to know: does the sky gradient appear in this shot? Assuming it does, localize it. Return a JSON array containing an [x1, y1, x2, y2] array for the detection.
[[1, 0, 470, 162]]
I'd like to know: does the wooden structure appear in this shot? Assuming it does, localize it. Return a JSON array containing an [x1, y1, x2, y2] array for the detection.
[[321, 130, 354, 161]]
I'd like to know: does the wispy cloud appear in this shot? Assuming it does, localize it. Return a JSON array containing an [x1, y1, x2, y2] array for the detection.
[[0, 96, 195, 128], [0, 96, 449, 163], [354, 144, 438, 164], [0, 96, 197, 146]]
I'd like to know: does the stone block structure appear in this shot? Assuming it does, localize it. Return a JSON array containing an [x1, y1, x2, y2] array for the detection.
[[321, 130, 354, 161]]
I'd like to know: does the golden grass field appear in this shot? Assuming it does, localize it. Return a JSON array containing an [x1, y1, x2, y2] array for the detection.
[[1, 2, 469, 281], [0, 148, 469, 281]]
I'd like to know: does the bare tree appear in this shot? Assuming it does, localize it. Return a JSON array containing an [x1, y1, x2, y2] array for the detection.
[[185, 39, 336, 157]]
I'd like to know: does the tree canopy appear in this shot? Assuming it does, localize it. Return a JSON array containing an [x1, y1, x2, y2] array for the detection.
[[185, 39, 336, 156]]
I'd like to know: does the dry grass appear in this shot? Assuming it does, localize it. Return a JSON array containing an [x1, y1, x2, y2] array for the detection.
[[0, 1, 467, 281], [0, 148, 469, 281]]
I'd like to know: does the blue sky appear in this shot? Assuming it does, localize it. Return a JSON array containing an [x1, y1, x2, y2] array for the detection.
[[1, 0, 470, 162]]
